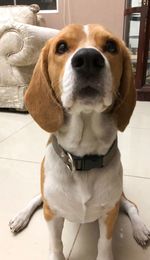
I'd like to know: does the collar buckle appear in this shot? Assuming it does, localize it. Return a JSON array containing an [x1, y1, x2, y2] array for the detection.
[[66, 152, 75, 172]]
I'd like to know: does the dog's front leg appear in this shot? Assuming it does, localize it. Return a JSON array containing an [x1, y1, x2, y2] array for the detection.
[[47, 217, 65, 260], [44, 202, 65, 260], [97, 202, 120, 260]]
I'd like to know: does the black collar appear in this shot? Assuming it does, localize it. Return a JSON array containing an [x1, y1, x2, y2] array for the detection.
[[52, 135, 118, 172]]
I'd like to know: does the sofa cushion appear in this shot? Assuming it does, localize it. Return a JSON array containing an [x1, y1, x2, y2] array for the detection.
[[0, 4, 40, 25]]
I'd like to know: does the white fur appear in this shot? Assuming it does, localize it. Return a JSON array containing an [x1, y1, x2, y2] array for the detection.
[[9, 24, 150, 260], [43, 111, 122, 260], [47, 217, 65, 260], [121, 197, 150, 246], [44, 143, 122, 223], [83, 25, 89, 36], [56, 112, 117, 157], [97, 218, 114, 260], [9, 195, 42, 233]]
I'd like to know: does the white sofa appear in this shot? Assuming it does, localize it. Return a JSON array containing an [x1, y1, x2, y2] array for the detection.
[[0, 5, 58, 111]]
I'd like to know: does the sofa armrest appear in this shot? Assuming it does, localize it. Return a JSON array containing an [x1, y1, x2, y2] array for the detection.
[[0, 22, 59, 67]]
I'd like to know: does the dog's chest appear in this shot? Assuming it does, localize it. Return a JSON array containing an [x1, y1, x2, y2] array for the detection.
[[44, 145, 122, 223], [57, 112, 116, 156]]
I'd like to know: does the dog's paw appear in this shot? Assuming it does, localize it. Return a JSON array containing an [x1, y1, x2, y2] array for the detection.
[[133, 222, 150, 248], [9, 211, 30, 233], [49, 252, 65, 260]]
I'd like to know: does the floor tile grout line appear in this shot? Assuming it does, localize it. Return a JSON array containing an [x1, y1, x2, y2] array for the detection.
[[67, 225, 81, 260], [0, 120, 33, 144], [124, 174, 150, 180], [124, 125, 150, 130], [0, 156, 40, 164]]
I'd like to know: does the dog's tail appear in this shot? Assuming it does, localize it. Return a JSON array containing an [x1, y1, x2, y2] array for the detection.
[[9, 194, 42, 233]]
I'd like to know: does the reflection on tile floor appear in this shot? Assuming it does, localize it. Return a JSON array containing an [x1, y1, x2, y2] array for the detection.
[[0, 101, 150, 259]]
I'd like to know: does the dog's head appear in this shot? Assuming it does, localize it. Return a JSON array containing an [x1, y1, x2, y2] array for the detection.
[[25, 24, 136, 132]]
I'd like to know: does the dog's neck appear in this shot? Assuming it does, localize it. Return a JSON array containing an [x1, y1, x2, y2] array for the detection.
[[56, 110, 117, 157]]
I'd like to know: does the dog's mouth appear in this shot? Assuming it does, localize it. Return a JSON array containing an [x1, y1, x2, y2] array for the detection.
[[75, 84, 102, 102], [77, 85, 100, 99]]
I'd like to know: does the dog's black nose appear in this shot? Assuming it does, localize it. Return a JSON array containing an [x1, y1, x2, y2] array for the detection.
[[71, 48, 105, 76]]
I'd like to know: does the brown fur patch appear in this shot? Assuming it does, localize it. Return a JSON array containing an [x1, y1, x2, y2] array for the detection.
[[88, 24, 123, 91], [24, 41, 64, 133], [40, 158, 54, 221], [105, 200, 120, 239], [25, 24, 136, 133], [43, 200, 55, 221], [87, 24, 136, 131]]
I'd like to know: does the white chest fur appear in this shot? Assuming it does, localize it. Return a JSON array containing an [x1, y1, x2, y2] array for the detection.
[[56, 111, 117, 157], [44, 145, 122, 223], [44, 111, 123, 223]]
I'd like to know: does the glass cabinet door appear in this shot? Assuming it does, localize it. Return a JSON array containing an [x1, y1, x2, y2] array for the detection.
[[127, 0, 142, 7], [124, 0, 150, 101], [124, 13, 141, 75]]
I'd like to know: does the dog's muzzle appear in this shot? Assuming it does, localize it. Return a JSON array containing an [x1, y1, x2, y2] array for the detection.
[[71, 48, 105, 99]]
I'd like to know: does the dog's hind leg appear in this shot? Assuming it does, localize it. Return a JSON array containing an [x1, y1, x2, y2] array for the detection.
[[120, 193, 150, 247], [9, 194, 42, 233]]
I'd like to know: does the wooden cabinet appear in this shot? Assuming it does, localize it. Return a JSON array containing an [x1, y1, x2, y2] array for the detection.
[[124, 0, 150, 100]]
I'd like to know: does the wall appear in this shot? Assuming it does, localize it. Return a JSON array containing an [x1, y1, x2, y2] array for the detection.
[[41, 0, 125, 38]]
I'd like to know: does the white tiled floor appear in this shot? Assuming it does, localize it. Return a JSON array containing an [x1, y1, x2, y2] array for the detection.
[[0, 101, 150, 260]]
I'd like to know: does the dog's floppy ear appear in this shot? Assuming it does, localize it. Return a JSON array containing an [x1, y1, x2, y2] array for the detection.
[[24, 41, 64, 132], [113, 45, 136, 131]]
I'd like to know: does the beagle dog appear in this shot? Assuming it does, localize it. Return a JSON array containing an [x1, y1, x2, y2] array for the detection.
[[9, 24, 150, 260]]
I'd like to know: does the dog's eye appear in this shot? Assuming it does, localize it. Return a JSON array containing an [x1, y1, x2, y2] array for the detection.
[[56, 41, 69, 55], [104, 40, 118, 54]]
